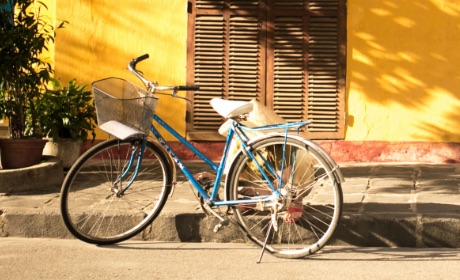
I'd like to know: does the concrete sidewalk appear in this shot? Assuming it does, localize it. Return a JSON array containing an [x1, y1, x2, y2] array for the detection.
[[1, 161, 459, 248]]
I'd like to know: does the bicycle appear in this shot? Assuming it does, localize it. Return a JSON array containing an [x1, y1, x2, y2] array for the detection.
[[60, 54, 344, 262]]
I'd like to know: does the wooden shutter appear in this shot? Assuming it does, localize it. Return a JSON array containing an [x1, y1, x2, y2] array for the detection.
[[192, 13, 225, 130], [308, 16, 341, 135], [187, 0, 346, 140], [228, 14, 263, 102], [267, 0, 346, 139], [307, 0, 346, 138], [187, 0, 263, 139], [271, 16, 306, 123]]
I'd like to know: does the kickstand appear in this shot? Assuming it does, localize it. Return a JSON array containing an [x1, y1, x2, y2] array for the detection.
[[257, 221, 273, 264]]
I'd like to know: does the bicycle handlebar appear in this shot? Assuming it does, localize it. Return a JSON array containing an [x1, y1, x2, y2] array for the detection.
[[154, 85, 200, 92], [129, 53, 150, 70], [128, 54, 199, 95], [178, 85, 200, 91]]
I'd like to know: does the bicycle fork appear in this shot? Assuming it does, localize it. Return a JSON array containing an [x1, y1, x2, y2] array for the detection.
[[110, 139, 147, 197]]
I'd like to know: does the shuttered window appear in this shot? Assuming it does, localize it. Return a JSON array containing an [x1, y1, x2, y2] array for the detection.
[[186, 0, 346, 140]]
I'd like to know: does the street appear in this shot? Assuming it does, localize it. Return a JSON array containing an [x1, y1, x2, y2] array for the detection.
[[0, 238, 459, 279]]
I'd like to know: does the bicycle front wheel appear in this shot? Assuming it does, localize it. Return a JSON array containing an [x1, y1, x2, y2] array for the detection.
[[226, 136, 343, 259], [60, 138, 172, 245]]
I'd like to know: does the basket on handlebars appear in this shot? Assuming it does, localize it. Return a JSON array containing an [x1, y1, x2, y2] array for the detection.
[[92, 78, 158, 135]]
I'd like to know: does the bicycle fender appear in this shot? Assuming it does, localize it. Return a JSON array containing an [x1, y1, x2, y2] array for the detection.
[[227, 133, 344, 185], [289, 135, 345, 183]]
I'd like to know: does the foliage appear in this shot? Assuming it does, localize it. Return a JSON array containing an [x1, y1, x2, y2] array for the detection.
[[0, 0, 66, 138], [38, 80, 97, 141]]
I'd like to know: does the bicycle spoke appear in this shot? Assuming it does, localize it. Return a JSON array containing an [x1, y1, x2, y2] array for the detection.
[[227, 136, 342, 259], [61, 139, 171, 244]]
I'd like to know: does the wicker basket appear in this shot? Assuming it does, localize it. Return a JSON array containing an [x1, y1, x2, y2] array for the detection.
[[92, 78, 158, 135]]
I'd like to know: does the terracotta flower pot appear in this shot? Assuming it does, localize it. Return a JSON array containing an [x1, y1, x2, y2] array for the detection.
[[0, 138, 48, 169]]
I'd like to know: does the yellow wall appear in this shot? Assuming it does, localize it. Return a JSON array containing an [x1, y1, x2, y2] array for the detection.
[[50, 0, 188, 140], [46, 0, 460, 143], [347, 0, 460, 142]]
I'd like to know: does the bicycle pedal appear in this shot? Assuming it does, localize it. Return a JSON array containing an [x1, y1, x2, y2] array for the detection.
[[213, 219, 229, 233], [202, 203, 229, 233]]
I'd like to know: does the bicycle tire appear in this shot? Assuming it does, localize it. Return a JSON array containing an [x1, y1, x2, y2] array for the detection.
[[60, 138, 172, 245], [226, 136, 343, 259]]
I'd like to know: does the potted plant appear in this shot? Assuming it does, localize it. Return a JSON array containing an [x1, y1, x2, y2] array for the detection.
[[0, 0, 66, 169], [40, 79, 97, 168]]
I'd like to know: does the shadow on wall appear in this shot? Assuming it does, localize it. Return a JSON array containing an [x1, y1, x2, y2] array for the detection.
[[54, 0, 186, 87], [52, 0, 188, 139], [348, 1, 460, 141]]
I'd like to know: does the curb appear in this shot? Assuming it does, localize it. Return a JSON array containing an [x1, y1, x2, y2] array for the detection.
[[1, 162, 460, 248], [2, 210, 460, 248]]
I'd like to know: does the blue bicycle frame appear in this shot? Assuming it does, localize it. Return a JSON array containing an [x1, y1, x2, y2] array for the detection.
[[145, 114, 310, 207]]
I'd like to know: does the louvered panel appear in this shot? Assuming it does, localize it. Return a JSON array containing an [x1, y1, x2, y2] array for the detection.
[[229, 16, 260, 102], [309, 0, 338, 10], [196, 0, 225, 9], [307, 17, 339, 132], [274, 0, 305, 9], [230, 0, 259, 9], [273, 17, 305, 122], [193, 15, 225, 130]]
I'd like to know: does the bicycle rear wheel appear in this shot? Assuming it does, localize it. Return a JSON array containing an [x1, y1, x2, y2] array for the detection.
[[60, 138, 172, 245], [226, 136, 342, 259]]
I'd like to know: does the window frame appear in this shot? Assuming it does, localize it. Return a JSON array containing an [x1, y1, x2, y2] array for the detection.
[[186, 0, 346, 141]]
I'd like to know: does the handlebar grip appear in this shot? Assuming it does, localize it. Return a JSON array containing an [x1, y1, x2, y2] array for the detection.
[[129, 54, 150, 69], [177, 85, 200, 91]]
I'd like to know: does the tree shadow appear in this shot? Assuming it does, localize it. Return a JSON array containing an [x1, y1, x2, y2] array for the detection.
[[347, 1, 460, 141], [54, 0, 187, 84], [52, 0, 189, 138]]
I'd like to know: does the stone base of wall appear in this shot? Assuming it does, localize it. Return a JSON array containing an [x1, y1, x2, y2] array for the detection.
[[170, 140, 460, 163], [315, 141, 460, 163], [82, 140, 460, 163]]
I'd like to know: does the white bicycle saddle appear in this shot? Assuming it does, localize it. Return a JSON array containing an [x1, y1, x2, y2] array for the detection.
[[210, 98, 254, 119]]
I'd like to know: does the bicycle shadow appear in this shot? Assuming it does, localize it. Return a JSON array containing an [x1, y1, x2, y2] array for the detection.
[[99, 241, 255, 253], [311, 246, 460, 262], [100, 241, 460, 264]]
